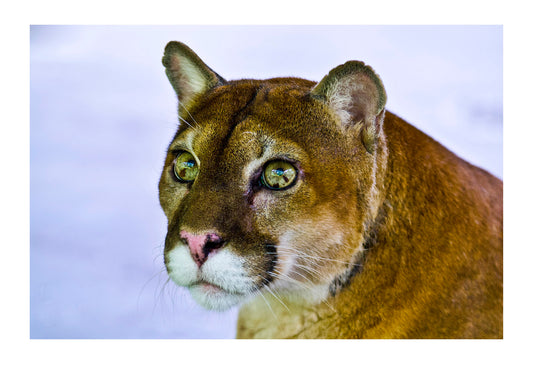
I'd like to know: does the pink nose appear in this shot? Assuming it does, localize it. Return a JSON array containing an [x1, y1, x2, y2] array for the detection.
[[180, 231, 224, 267]]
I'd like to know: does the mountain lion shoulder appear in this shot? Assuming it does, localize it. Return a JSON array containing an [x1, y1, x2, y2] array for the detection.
[[158, 41, 503, 338]]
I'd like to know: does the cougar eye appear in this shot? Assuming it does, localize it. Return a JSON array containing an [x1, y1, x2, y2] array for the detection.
[[173, 151, 199, 182], [261, 160, 297, 190]]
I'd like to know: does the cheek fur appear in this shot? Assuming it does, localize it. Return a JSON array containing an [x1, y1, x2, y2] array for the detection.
[[276, 214, 352, 282]]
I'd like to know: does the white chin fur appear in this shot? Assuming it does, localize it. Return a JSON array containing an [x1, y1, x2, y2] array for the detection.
[[166, 245, 255, 311], [189, 285, 248, 311]]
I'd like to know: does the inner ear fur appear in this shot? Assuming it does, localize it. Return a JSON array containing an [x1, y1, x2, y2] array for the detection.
[[311, 61, 387, 153], [162, 41, 226, 114]]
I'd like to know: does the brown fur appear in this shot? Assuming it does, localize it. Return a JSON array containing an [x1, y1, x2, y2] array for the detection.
[[159, 42, 502, 339]]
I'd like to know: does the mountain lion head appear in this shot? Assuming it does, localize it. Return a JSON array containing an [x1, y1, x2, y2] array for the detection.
[[159, 41, 387, 311]]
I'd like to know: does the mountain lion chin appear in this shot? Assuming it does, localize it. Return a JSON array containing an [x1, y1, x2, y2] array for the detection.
[[188, 283, 249, 311]]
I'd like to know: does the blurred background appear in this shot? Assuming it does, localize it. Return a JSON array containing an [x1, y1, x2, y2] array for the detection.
[[30, 25, 502, 339]]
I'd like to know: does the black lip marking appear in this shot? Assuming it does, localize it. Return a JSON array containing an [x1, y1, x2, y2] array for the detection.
[[263, 244, 277, 287]]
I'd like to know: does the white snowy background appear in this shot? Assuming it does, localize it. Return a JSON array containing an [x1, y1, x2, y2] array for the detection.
[[30, 25, 502, 339]]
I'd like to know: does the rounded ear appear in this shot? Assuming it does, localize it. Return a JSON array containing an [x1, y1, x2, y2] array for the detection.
[[311, 61, 387, 153], [162, 41, 226, 115]]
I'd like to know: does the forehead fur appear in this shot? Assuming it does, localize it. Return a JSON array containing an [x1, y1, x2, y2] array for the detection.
[[170, 77, 354, 160]]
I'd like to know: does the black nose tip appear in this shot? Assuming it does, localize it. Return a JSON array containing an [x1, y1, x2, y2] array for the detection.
[[204, 235, 225, 253]]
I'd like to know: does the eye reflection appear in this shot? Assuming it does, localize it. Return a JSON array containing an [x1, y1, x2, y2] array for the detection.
[[261, 160, 297, 190], [173, 151, 199, 182]]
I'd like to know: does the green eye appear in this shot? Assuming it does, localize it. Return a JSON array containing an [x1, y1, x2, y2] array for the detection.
[[261, 160, 297, 190], [173, 151, 199, 182]]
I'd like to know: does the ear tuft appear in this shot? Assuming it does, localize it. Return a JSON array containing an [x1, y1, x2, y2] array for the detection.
[[162, 41, 226, 113], [311, 61, 387, 153]]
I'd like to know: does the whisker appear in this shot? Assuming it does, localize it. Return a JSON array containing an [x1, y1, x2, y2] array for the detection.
[[321, 298, 338, 314], [178, 101, 201, 128], [153, 276, 173, 315], [289, 268, 315, 285], [177, 114, 197, 131], [275, 246, 352, 265], [268, 270, 315, 291], [291, 261, 322, 276], [283, 259, 327, 280], [262, 281, 290, 312], [257, 288, 277, 319], [137, 266, 167, 311], [268, 270, 338, 313], [152, 253, 164, 264], [265, 244, 363, 313]]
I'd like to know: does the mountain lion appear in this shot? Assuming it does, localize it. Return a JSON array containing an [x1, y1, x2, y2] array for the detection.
[[159, 41, 503, 338]]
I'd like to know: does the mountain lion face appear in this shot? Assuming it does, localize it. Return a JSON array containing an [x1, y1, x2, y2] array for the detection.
[[159, 42, 386, 311]]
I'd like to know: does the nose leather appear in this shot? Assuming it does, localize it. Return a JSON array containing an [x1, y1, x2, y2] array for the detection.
[[180, 231, 223, 267]]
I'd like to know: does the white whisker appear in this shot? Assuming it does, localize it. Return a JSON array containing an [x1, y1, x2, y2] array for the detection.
[[137, 267, 164, 313], [275, 246, 352, 265], [268, 270, 315, 291], [289, 268, 315, 284], [291, 262, 322, 276], [178, 102, 201, 128], [257, 288, 277, 319], [177, 114, 197, 131], [321, 298, 338, 313], [153, 276, 173, 315], [262, 283, 290, 312]]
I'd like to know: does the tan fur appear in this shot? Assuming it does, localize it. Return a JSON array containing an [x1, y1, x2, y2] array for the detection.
[[159, 42, 503, 339]]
